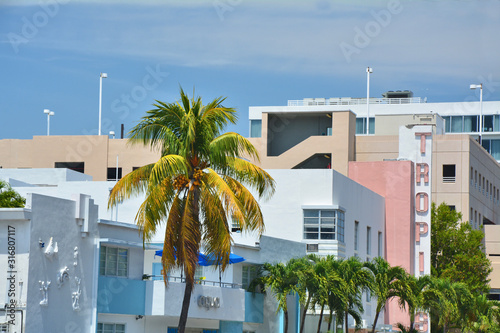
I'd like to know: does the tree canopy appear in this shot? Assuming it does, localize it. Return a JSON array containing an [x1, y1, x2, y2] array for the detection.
[[431, 202, 492, 293], [0, 180, 25, 208]]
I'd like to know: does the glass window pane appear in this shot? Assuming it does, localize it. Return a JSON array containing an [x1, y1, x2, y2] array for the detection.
[[250, 120, 262, 138], [304, 210, 319, 217], [451, 116, 462, 133], [494, 115, 500, 132], [483, 115, 494, 132], [443, 116, 451, 132], [321, 211, 335, 218], [491, 139, 500, 160], [115, 324, 125, 333], [356, 118, 366, 134], [464, 116, 478, 132], [304, 232, 318, 240], [369, 117, 375, 134], [320, 233, 334, 240]]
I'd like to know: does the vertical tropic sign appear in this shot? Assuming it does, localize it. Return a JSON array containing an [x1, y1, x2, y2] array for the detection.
[[399, 125, 432, 333]]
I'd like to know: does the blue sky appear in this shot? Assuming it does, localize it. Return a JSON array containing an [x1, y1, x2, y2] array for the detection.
[[1, 0, 499, 139]]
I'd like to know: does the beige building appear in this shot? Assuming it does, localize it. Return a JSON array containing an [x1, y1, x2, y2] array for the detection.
[[0, 135, 160, 181]]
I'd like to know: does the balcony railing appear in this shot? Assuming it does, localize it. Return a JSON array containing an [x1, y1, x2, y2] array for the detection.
[[288, 97, 424, 106], [149, 275, 242, 289]]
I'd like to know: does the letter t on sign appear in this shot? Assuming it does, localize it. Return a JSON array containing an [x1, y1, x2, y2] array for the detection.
[[415, 133, 432, 154]]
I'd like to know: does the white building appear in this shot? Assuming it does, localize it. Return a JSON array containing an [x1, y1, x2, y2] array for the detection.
[[0, 165, 386, 333]]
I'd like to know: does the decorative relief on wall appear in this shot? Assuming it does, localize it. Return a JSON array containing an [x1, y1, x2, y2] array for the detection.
[[57, 267, 70, 288], [72, 277, 81, 311], [44, 237, 58, 259], [73, 246, 79, 266], [39, 280, 51, 306]]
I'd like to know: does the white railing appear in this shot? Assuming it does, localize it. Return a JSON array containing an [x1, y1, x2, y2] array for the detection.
[[149, 275, 242, 289], [288, 97, 424, 106]]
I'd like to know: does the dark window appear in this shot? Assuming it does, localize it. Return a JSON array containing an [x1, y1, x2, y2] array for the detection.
[[107, 168, 122, 181], [55, 162, 84, 174], [442, 164, 456, 183], [448, 205, 456, 211]]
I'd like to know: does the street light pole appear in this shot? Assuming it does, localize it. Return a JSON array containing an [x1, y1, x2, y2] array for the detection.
[[366, 67, 373, 135], [470, 83, 483, 144], [43, 109, 54, 136], [99, 72, 108, 136]]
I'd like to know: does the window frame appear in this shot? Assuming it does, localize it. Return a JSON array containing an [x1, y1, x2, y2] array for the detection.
[[99, 245, 129, 277], [97, 323, 126, 333], [303, 209, 345, 242]]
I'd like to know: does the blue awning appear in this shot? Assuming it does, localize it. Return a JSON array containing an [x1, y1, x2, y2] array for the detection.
[[154, 250, 245, 266]]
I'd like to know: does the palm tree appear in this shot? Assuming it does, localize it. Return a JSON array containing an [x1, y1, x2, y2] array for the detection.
[[0, 180, 25, 208], [365, 257, 406, 333], [428, 278, 471, 332], [467, 293, 500, 333], [332, 256, 373, 333], [261, 261, 300, 333], [396, 273, 437, 331], [108, 88, 275, 333]]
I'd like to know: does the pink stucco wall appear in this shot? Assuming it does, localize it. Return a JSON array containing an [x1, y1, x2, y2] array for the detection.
[[349, 160, 414, 328]]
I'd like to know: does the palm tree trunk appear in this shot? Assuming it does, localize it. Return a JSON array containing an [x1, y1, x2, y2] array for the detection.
[[317, 303, 325, 333], [409, 309, 415, 333], [345, 312, 349, 333], [327, 308, 333, 332], [178, 278, 194, 333], [300, 294, 312, 333], [371, 310, 380, 333], [284, 309, 289, 333]]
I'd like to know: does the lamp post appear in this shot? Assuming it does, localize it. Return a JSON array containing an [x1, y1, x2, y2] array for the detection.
[[99, 72, 108, 136], [470, 83, 483, 144], [366, 67, 373, 135], [43, 109, 54, 136]]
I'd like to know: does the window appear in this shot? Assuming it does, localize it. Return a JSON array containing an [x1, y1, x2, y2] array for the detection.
[[475, 170, 478, 188], [250, 120, 262, 138], [107, 167, 123, 181], [0, 324, 8, 333], [354, 221, 359, 251], [366, 227, 371, 255], [483, 177, 485, 195], [474, 210, 478, 229], [470, 208, 473, 226], [378, 232, 382, 257], [479, 213, 482, 226], [483, 115, 500, 132], [355, 118, 375, 134], [99, 246, 128, 277], [366, 289, 371, 302], [470, 167, 473, 185], [479, 174, 482, 191], [303, 209, 344, 242], [55, 162, 85, 173], [242, 265, 260, 290], [231, 219, 241, 232], [448, 205, 456, 211], [97, 323, 125, 333], [444, 115, 478, 133], [442, 164, 456, 183]]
